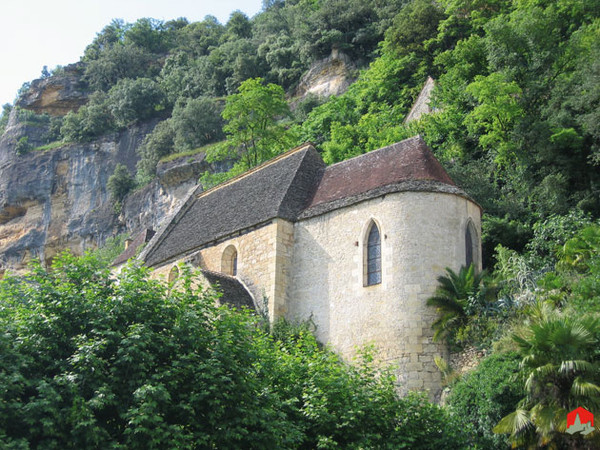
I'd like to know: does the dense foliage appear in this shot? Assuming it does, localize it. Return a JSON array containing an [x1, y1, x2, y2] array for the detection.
[[448, 352, 522, 449], [7, 1, 599, 253], [0, 253, 468, 449], [439, 223, 600, 448], [107, 164, 136, 205]]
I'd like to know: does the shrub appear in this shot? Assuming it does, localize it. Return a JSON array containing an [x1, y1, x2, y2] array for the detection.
[[0, 253, 470, 449], [15, 136, 32, 155], [448, 352, 522, 449], [171, 96, 224, 151], [0, 103, 11, 136], [107, 164, 135, 205], [84, 44, 156, 91], [107, 77, 166, 127], [60, 92, 115, 142], [136, 119, 175, 182]]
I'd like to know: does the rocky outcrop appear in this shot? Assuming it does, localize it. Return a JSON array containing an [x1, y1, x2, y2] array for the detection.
[[156, 153, 207, 187], [0, 119, 169, 273], [404, 77, 435, 124], [295, 49, 356, 100], [15, 63, 89, 116]]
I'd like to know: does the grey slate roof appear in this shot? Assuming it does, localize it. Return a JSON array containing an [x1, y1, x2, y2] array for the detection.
[[201, 270, 255, 310], [143, 144, 325, 267], [142, 136, 472, 269]]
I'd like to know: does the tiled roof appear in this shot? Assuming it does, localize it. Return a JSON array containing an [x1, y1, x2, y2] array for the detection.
[[299, 136, 465, 218], [111, 229, 155, 267], [201, 270, 255, 310], [142, 136, 470, 269], [143, 144, 325, 267]]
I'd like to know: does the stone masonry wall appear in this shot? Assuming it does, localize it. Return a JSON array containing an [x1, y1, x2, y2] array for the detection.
[[287, 191, 481, 398], [151, 219, 295, 322]]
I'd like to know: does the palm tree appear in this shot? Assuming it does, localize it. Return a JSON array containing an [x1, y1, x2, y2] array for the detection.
[[494, 308, 600, 448], [426, 264, 485, 342]]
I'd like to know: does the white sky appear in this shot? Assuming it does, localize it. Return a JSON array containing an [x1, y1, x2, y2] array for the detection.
[[0, 0, 263, 107]]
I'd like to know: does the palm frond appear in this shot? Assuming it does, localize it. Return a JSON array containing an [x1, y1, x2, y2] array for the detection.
[[571, 377, 600, 397], [494, 409, 532, 435], [559, 359, 595, 375]]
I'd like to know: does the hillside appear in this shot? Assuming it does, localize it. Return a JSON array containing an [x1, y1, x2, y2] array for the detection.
[[0, 0, 381, 273]]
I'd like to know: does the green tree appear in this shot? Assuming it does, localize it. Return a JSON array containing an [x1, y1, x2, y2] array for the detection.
[[60, 92, 115, 142], [159, 53, 221, 103], [225, 10, 252, 40], [171, 97, 224, 151], [83, 19, 127, 61], [494, 309, 600, 448], [221, 77, 295, 167], [464, 72, 524, 166], [107, 77, 166, 127], [107, 163, 135, 204], [0, 253, 469, 448], [136, 120, 176, 182], [84, 44, 156, 91], [426, 264, 486, 343], [123, 18, 170, 54], [174, 16, 224, 58]]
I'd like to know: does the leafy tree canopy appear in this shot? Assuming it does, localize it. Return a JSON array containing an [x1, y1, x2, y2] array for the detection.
[[0, 253, 468, 448]]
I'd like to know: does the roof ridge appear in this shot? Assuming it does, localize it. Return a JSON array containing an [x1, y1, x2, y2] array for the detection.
[[324, 135, 423, 169], [276, 145, 325, 218], [195, 143, 314, 200]]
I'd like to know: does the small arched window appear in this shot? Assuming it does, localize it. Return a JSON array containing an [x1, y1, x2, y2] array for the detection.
[[365, 223, 382, 286], [465, 221, 478, 269], [232, 252, 238, 276], [168, 266, 180, 283], [221, 245, 238, 276]]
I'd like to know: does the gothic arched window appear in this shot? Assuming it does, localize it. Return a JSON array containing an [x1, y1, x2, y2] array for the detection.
[[465, 221, 478, 269], [365, 223, 382, 286], [222, 245, 238, 276]]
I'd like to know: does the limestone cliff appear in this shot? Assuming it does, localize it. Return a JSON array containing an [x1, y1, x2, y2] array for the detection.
[[15, 63, 89, 116], [0, 110, 207, 275], [295, 49, 356, 100]]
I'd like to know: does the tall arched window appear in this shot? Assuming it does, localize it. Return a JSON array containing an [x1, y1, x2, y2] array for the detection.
[[465, 221, 478, 269], [221, 245, 238, 276], [365, 223, 382, 286]]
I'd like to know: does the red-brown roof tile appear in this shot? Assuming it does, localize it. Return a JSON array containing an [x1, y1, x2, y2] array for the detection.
[[307, 136, 456, 209]]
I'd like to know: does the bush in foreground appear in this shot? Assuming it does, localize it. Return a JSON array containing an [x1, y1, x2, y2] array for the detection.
[[0, 253, 467, 448]]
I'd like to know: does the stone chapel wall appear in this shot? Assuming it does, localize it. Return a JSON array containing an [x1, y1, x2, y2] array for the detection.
[[151, 219, 294, 322], [287, 190, 481, 397]]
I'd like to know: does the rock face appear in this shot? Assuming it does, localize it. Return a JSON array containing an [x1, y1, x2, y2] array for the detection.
[[0, 115, 206, 274], [15, 63, 89, 116], [404, 77, 435, 124], [295, 49, 356, 100]]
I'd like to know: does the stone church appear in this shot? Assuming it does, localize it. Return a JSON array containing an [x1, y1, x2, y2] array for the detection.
[[119, 135, 481, 396]]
